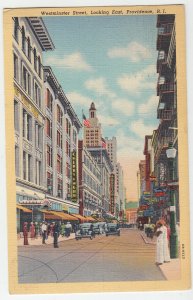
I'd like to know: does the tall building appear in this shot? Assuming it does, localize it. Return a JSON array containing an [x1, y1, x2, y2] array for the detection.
[[138, 160, 146, 198], [88, 148, 113, 214], [116, 163, 125, 217], [105, 137, 117, 166], [78, 140, 102, 216], [44, 66, 82, 214], [84, 102, 102, 147], [143, 135, 153, 193], [13, 17, 54, 231], [154, 14, 179, 220]]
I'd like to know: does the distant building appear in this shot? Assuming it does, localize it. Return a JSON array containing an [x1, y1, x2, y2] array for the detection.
[[84, 102, 102, 147], [125, 202, 138, 224], [78, 140, 102, 216]]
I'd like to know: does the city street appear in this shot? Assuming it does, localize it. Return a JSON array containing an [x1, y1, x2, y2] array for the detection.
[[18, 229, 165, 283]]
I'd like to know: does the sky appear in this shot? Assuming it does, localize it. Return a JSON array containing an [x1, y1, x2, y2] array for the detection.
[[43, 15, 159, 201]]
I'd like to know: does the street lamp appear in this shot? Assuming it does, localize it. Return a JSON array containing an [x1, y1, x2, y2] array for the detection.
[[166, 142, 178, 258]]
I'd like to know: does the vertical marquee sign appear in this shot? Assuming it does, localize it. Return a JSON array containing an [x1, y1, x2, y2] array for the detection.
[[110, 173, 115, 214], [71, 150, 78, 202]]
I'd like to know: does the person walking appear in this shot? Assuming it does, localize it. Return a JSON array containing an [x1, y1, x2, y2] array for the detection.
[[30, 222, 35, 239], [65, 222, 72, 237], [23, 222, 29, 245], [41, 221, 47, 244], [53, 222, 60, 248], [34, 222, 39, 239]]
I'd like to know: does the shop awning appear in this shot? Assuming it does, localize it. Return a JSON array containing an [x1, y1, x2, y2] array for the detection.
[[16, 204, 32, 213], [71, 214, 87, 221], [45, 214, 62, 220], [50, 211, 78, 221], [84, 216, 96, 222]]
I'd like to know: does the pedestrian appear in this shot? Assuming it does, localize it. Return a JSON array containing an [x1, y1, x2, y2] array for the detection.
[[155, 220, 170, 265], [23, 222, 29, 245], [29, 222, 35, 239], [65, 222, 72, 237], [90, 223, 95, 238], [60, 222, 66, 237], [34, 222, 39, 239], [53, 222, 60, 248], [50, 223, 54, 237], [41, 221, 47, 244]]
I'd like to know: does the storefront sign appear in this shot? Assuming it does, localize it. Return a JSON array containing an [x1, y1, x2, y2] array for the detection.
[[71, 150, 78, 202], [109, 173, 115, 214]]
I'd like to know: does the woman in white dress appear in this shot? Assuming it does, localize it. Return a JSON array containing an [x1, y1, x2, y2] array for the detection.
[[155, 220, 170, 265]]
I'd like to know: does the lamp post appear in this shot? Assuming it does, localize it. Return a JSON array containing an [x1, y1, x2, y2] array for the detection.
[[166, 142, 178, 258]]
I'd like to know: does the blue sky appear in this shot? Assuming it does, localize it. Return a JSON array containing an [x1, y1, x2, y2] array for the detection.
[[43, 15, 159, 200]]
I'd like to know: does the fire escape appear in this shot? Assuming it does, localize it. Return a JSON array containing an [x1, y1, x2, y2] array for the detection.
[[154, 15, 177, 186]]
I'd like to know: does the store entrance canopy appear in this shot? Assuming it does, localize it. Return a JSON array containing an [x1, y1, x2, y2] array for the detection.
[[16, 204, 32, 213]]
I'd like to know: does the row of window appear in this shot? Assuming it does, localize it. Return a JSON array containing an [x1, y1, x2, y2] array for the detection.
[[15, 146, 42, 186], [14, 53, 42, 109], [13, 18, 42, 79], [84, 155, 100, 180], [14, 102, 43, 149], [83, 171, 101, 195], [47, 172, 71, 199]]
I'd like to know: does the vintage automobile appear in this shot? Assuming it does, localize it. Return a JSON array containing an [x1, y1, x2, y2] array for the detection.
[[75, 223, 94, 240], [106, 223, 120, 236]]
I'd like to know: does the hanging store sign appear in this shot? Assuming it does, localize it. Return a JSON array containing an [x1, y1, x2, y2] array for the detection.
[[109, 173, 115, 214], [71, 150, 78, 202]]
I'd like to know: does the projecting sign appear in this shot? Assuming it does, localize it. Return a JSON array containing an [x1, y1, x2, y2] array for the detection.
[[71, 150, 78, 202], [110, 173, 115, 214]]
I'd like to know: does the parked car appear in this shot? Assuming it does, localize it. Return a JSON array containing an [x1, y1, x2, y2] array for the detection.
[[75, 223, 94, 240], [106, 223, 120, 236]]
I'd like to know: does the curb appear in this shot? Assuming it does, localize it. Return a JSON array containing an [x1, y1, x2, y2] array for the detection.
[[140, 232, 156, 245]]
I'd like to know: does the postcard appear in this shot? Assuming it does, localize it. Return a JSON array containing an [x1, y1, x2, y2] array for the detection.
[[3, 4, 191, 294]]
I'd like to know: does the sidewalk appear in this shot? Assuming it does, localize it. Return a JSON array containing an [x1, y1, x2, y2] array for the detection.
[[17, 233, 75, 246], [140, 231, 181, 280]]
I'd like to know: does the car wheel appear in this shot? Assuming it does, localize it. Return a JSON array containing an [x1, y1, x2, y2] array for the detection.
[[106, 234, 108, 237], [90, 236, 93, 240]]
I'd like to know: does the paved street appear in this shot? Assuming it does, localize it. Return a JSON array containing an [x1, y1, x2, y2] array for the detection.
[[18, 229, 165, 283]]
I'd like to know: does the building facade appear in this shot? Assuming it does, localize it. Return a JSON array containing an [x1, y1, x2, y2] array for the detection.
[[13, 17, 54, 231], [78, 141, 102, 216], [88, 148, 113, 215], [44, 66, 82, 214]]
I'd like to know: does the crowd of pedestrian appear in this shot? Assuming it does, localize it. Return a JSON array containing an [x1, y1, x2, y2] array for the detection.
[[22, 221, 77, 247]]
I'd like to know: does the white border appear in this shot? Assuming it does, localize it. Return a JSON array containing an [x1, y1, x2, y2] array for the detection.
[[0, 1, 193, 299]]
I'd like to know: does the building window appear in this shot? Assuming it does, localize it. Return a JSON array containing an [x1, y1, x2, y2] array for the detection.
[[47, 172, 53, 195], [34, 82, 41, 108], [91, 111, 94, 118], [22, 66, 31, 95], [35, 122, 42, 149], [57, 105, 63, 125], [66, 119, 71, 136], [15, 146, 19, 177], [14, 17, 19, 42], [46, 118, 52, 138], [33, 48, 37, 71], [47, 145, 53, 167], [27, 37, 31, 61], [23, 110, 32, 141], [14, 100, 19, 131], [57, 154, 62, 174], [22, 26, 26, 53], [13, 53, 18, 81], [35, 159, 41, 186], [46, 88, 53, 112], [73, 130, 77, 144], [57, 130, 62, 148], [28, 154, 32, 182], [66, 162, 70, 178], [66, 141, 70, 157], [57, 178, 63, 198], [38, 56, 41, 78], [23, 151, 27, 180]]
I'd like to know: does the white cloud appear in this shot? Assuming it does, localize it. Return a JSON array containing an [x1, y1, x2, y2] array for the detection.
[[45, 52, 93, 71], [138, 95, 159, 115], [108, 41, 152, 62], [129, 119, 156, 139], [117, 65, 157, 94], [112, 99, 135, 117], [84, 77, 116, 98], [66, 92, 93, 107], [97, 114, 120, 126]]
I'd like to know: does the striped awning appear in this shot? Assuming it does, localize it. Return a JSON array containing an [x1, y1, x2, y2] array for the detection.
[[71, 214, 87, 221], [49, 211, 78, 221], [16, 204, 32, 213]]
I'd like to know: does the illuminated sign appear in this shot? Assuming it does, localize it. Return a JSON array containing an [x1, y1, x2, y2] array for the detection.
[[71, 150, 78, 202], [109, 173, 115, 214]]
